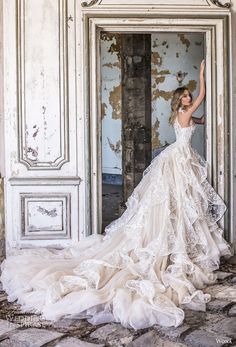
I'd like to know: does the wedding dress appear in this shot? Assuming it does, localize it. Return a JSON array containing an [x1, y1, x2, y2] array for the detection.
[[0, 118, 232, 330]]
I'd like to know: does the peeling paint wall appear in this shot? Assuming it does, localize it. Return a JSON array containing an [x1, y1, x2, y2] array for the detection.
[[151, 33, 205, 157], [101, 33, 122, 175], [101, 32, 205, 174]]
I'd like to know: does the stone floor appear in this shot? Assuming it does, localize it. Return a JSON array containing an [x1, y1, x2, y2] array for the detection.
[[0, 256, 235, 347], [102, 183, 122, 231]]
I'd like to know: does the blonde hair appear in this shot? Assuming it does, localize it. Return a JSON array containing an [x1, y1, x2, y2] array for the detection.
[[169, 87, 193, 125]]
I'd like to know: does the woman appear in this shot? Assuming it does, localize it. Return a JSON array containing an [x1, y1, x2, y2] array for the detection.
[[0, 60, 232, 330]]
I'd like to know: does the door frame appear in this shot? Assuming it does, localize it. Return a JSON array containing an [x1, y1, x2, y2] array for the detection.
[[82, 13, 233, 244]]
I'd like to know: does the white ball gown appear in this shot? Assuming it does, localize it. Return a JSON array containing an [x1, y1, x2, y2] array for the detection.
[[0, 118, 233, 330]]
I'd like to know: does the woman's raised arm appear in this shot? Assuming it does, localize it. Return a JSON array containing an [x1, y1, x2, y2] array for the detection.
[[187, 59, 206, 115]]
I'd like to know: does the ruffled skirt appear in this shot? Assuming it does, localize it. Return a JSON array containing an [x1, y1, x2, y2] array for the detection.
[[0, 142, 232, 330]]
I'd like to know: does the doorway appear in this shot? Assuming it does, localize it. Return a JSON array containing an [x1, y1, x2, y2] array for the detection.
[[86, 17, 230, 241], [101, 31, 205, 231]]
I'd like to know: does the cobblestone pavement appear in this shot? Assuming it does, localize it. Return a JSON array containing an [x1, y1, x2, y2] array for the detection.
[[0, 256, 235, 347]]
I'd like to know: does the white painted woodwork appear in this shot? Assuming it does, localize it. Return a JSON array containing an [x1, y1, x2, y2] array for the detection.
[[81, 0, 231, 11], [2, 0, 85, 252], [8, 178, 80, 248], [17, 0, 69, 170]]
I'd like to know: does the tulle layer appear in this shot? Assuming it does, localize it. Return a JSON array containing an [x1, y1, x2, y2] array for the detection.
[[0, 141, 232, 330]]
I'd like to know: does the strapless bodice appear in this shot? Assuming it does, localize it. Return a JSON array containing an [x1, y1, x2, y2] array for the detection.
[[174, 119, 196, 144]]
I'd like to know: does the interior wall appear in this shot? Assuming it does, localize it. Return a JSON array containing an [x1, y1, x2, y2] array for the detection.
[[151, 32, 204, 157], [231, 1, 236, 250], [0, 0, 5, 261], [0, 0, 3, 175], [0, 179, 3, 260], [0, 1, 235, 254], [101, 33, 122, 177], [101, 32, 205, 178], [1, 0, 81, 251]]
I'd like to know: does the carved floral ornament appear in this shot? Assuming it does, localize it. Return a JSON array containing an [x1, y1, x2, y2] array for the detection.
[[81, 0, 101, 7], [209, 0, 231, 7], [81, 0, 231, 8]]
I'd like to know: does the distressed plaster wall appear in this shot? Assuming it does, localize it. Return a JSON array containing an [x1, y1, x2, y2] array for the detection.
[[101, 33, 122, 176], [101, 32, 205, 175], [151, 33, 204, 157]]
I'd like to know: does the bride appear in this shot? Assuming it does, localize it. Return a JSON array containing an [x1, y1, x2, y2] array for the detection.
[[0, 60, 232, 330]]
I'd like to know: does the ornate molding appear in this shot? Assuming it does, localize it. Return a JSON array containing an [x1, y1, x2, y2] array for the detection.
[[9, 177, 81, 186], [81, 0, 101, 7], [20, 193, 71, 240], [81, 0, 231, 8], [16, 0, 70, 170], [208, 0, 231, 7]]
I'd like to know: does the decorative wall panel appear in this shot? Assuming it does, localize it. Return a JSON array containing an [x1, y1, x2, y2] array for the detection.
[[16, 0, 69, 169], [94, 0, 209, 5], [21, 193, 71, 239], [8, 179, 80, 249]]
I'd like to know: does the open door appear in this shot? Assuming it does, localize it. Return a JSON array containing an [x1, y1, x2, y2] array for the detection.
[[85, 13, 232, 245]]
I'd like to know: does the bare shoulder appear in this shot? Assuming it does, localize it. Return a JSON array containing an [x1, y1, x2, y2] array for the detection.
[[177, 110, 193, 127]]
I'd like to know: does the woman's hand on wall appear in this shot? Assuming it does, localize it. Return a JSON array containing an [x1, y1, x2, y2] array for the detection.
[[192, 115, 205, 124], [200, 59, 205, 76]]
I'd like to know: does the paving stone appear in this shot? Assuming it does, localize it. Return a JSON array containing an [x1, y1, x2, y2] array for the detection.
[[227, 304, 236, 317], [215, 271, 233, 280], [225, 267, 236, 274], [0, 294, 7, 303], [184, 329, 232, 347], [90, 323, 118, 340], [50, 318, 87, 333], [0, 319, 20, 337], [90, 323, 134, 346], [212, 317, 236, 339], [204, 284, 236, 300], [182, 310, 206, 326], [230, 276, 236, 284], [55, 337, 105, 347], [2, 328, 63, 347], [206, 299, 232, 313], [127, 331, 187, 347], [227, 255, 236, 265], [63, 322, 98, 339], [155, 323, 191, 339], [0, 340, 15, 346], [204, 312, 227, 327]]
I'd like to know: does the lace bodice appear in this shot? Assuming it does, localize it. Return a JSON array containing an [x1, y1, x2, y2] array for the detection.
[[174, 119, 196, 144]]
